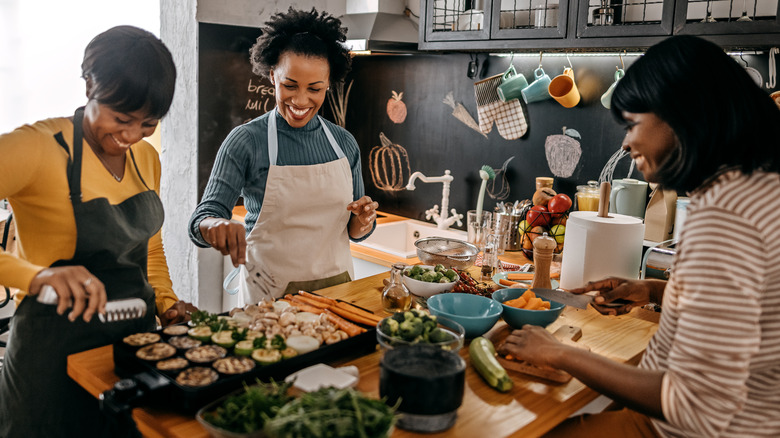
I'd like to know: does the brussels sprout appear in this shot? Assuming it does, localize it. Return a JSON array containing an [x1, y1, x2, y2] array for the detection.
[[410, 265, 424, 276], [434, 264, 446, 273], [445, 269, 458, 281], [421, 272, 436, 282]]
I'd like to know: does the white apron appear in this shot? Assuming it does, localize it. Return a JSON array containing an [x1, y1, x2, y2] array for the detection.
[[225, 109, 354, 305]]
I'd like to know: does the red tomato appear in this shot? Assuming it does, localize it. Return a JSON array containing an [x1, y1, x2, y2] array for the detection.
[[526, 205, 550, 227], [548, 194, 572, 217]]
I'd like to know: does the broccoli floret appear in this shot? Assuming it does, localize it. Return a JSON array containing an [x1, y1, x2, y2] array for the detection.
[[403, 311, 415, 321], [253, 336, 267, 349], [391, 312, 406, 323], [411, 308, 426, 318], [421, 272, 436, 282], [422, 318, 438, 332], [271, 334, 286, 350], [381, 317, 400, 335], [434, 264, 446, 272], [399, 319, 424, 340], [428, 328, 452, 344]]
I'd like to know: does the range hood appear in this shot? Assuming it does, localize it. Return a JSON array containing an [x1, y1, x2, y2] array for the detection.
[[339, 0, 419, 53]]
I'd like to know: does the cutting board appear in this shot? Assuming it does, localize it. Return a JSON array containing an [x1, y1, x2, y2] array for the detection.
[[484, 324, 588, 383]]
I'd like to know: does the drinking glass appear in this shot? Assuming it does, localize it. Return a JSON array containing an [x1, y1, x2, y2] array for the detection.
[[467, 210, 492, 251]]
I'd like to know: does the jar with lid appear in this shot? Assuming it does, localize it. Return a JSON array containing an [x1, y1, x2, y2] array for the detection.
[[576, 180, 600, 211], [592, 0, 615, 26], [382, 263, 412, 313]]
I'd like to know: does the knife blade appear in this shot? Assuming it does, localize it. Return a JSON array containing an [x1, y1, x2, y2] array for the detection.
[[37, 284, 148, 322], [530, 288, 594, 309]]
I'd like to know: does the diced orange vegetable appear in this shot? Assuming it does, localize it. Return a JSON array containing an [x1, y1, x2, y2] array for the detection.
[[504, 297, 527, 308], [520, 290, 536, 302], [525, 297, 544, 310], [541, 301, 551, 309]]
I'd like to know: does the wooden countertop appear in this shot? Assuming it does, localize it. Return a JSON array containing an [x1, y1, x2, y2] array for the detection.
[[68, 266, 659, 438]]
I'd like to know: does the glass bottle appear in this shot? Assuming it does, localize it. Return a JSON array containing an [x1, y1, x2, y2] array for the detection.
[[382, 263, 411, 313]]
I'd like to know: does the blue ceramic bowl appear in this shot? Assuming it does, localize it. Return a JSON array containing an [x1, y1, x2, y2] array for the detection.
[[426, 293, 503, 338], [491, 288, 565, 329]]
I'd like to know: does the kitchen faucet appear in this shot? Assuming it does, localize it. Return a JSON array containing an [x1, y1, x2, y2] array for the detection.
[[405, 170, 463, 230]]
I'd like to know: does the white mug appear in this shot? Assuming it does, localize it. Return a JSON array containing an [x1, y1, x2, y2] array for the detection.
[[609, 178, 649, 219]]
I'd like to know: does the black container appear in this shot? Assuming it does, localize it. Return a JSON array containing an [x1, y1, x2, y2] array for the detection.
[[379, 345, 466, 432]]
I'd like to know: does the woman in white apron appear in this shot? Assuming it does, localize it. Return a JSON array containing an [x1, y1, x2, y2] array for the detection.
[[189, 8, 377, 304]]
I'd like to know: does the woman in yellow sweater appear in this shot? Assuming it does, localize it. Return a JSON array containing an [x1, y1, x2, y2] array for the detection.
[[0, 26, 194, 436]]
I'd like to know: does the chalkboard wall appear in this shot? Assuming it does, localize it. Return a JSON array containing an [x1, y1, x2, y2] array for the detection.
[[198, 23, 770, 228]]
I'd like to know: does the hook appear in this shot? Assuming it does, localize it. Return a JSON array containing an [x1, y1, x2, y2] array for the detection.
[[619, 50, 625, 69], [566, 52, 573, 68], [509, 51, 515, 65], [539, 51, 543, 68], [739, 52, 749, 67]]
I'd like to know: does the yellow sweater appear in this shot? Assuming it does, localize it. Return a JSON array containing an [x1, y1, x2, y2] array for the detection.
[[0, 117, 178, 316]]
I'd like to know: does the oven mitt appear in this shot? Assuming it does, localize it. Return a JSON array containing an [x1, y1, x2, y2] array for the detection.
[[474, 73, 528, 140]]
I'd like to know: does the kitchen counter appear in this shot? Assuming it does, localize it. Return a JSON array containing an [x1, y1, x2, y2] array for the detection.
[[67, 266, 659, 438]]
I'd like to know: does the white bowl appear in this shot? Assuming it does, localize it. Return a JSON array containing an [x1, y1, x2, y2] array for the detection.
[[402, 265, 457, 298]]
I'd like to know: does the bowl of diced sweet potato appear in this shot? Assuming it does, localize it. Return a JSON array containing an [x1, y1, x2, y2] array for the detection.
[[491, 288, 564, 329]]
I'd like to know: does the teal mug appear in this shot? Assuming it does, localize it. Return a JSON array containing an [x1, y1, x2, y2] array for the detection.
[[497, 65, 529, 102], [521, 67, 552, 104], [601, 68, 625, 109]]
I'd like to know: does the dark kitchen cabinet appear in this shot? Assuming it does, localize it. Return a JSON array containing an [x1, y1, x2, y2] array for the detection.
[[418, 0, 780, 51]]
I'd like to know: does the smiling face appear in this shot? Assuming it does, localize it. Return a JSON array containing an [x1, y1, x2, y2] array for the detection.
[[269, 52, 330, 128], [83, 100, 159, 156], [621, 111, 678, 183]]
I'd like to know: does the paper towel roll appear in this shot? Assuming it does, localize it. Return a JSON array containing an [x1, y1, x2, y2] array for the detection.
[[559, 211, 645, 290]]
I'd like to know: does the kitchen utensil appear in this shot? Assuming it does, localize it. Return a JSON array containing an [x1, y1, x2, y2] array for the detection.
[[497, 65, 529, 102], [475, 165, 495, 221], [530, 233, 557, 290], [380, 345, 465, 433], [36, 285, 147, 323], [414, 237, 479, 270], [530, 288, 631, 309], [548, 67, 580, 108], [609, 178, 649, 219], [401, 265, 456, 298], [521, 67, 552, 103], [426, 293, 503, 338]]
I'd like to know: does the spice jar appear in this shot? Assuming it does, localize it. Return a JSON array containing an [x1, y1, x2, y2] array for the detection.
[[382, 263, 411, 313], [576, 180, 600, 212], [530, 233, 557, 290]]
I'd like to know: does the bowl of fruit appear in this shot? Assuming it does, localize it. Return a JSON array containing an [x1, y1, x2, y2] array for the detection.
[[518, 188, 572, 261]]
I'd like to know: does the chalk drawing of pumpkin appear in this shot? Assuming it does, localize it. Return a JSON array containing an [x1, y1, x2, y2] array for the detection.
[[369, 132, 411, 192], [387, 91, 407, 124]]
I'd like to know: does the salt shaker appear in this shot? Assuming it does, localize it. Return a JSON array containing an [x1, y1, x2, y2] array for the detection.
[[531, 232, 557, 290]]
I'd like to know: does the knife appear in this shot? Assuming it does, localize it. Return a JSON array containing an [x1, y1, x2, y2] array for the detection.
[[530, 288, 631, 310], [37, 285, 148, 322]]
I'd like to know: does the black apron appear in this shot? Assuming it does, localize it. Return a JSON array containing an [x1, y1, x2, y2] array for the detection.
[[0, 108, 162, 437]]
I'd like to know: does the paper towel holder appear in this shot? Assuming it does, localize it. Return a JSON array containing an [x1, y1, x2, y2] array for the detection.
[[598, 182, 611, 218]]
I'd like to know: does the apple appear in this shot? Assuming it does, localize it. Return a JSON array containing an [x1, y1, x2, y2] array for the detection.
[[551, 215, 568, 226], [526, 205, 550, 227], [550, 224, 566, 244], [548, 194, 572, 218], [527, 226, 547, 244]]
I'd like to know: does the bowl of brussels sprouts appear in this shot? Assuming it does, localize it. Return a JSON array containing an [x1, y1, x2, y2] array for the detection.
[[402, 264, 458, 298]]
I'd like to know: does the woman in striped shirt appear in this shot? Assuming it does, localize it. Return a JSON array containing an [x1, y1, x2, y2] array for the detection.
[[504, 35, 780, 437]]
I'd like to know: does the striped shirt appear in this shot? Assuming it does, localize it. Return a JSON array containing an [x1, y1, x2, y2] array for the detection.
[[188, 110, 367, 247], [640, 170, 780, 437]]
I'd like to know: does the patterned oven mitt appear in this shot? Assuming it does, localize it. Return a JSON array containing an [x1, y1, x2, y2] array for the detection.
[[474, 73, 529, 140]]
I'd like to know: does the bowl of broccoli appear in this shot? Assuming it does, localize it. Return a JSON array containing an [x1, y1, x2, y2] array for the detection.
[[402, 264, 458, 298], [377, 309, 465, 353]]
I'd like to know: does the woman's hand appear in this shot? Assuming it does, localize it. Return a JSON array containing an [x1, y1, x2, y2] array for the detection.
[[199, 217, 246, 267], [502, 325, 571, 368], [160, 301, 198, 327], [28, 266, 106, 322], [348, 196, 378, 239], [569, 277, 665, 315]]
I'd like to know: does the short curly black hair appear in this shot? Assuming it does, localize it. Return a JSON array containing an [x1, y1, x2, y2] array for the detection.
[[249, 7, 351, 84]]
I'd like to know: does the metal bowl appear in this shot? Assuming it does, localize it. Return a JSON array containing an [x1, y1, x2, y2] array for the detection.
[[414, 237, 479, 270]]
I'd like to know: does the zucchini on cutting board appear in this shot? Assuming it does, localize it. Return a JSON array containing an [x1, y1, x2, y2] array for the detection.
[[483, 323, 588, 384]]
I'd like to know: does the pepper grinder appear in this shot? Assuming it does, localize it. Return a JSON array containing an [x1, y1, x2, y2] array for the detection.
[[531, 232, 557, 290]]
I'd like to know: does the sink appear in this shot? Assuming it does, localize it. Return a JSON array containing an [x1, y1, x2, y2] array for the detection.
[[355, 219, 468, 258]]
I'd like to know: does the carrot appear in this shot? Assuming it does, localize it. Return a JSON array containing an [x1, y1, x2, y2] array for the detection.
[[290, 294, 330, 309], [525, 297, 544, 310], [504, 297, 527, 309], [324, 310, 365, 337], [506, 272, 534, 281], [297, 291, 337, 306], [333, 302, 382, 324], [551, 272, 560, 279], [498, 278, 519, 287], [283, 296, 325, 314], [520, 289, 536, 302], [328, 306, 380, 327]]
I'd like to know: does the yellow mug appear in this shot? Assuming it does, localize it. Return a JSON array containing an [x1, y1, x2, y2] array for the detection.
[[548, 67, 580, 108]]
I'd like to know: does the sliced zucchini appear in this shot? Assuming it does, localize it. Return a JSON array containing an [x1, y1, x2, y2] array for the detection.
[[188, 326, 213, 343], [234, 339, 255, 357], [251, 348, 282, 366], [211, 330, 237, 349]]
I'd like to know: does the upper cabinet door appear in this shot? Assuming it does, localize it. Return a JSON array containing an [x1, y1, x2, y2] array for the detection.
[[673, 0, 780, 38], [490, 0, 570, 40], [423, 0, 492, 42], [576, 0, 676, 38]]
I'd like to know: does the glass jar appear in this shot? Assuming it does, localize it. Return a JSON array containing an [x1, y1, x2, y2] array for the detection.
[[382, 263, 411, 313], [576, 180, 600, 212]]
